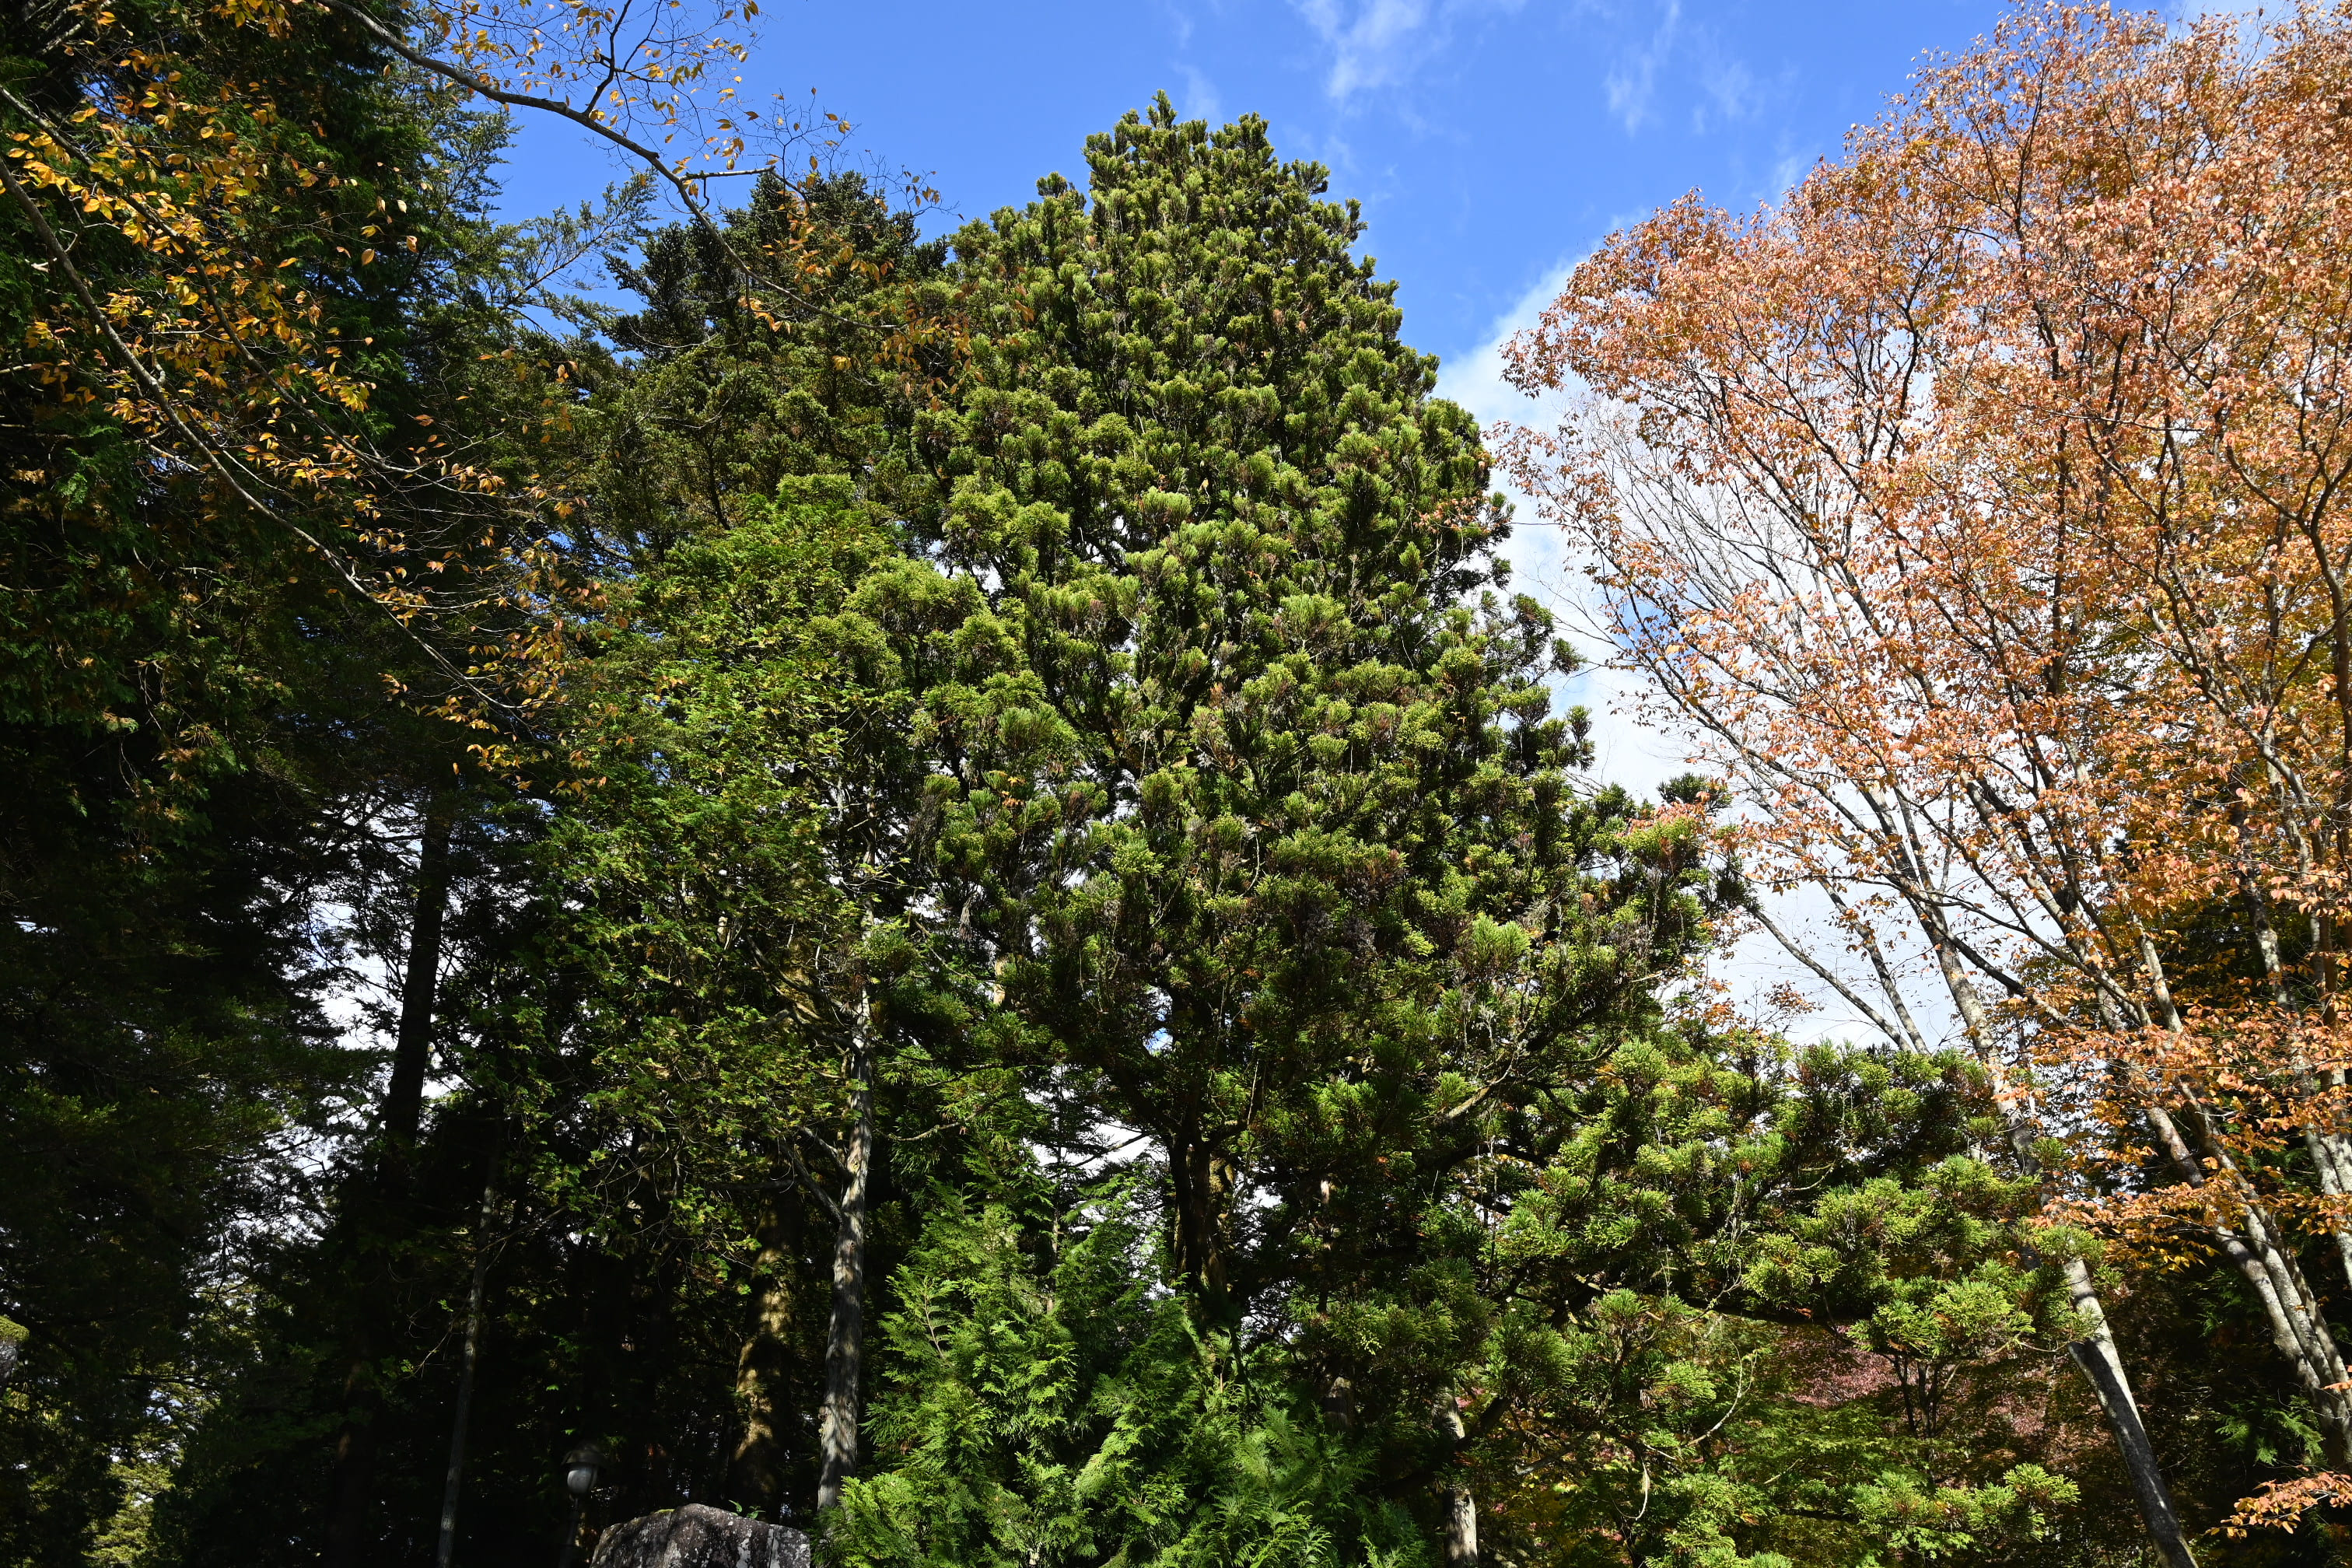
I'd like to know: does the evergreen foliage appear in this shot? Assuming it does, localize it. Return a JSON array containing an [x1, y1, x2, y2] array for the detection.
[[2, 19, 2347, 1563], [0, 2, 544, 1556], [835, 1185, 1432, 1568]]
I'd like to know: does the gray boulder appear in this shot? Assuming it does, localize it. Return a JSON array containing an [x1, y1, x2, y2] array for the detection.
[[588, 1504, 810, 1568]]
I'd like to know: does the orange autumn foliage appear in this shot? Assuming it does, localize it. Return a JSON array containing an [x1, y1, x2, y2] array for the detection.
[[1503, 0, 2352, 1538]]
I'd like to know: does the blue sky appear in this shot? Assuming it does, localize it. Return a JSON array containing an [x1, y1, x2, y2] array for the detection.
[[498, 0, 2013, 376]]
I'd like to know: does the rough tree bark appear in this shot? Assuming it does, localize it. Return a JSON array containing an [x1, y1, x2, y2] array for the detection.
[[814, 992, 875, 1514], [727, 1199, 801, 1510], [1437, 1400, 1478, 1567], [321, 1347, 383, 1568], [383, 792, 456, 1160], [1168, 1129, 1235, 1319]]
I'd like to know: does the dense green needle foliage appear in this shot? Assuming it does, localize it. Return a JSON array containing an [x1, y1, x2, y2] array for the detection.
[[3, 19, 2350, 1564], [832, 102, 1698, 1552], [829, 1185, 1423, 1568], [574, 169, 955, 572]]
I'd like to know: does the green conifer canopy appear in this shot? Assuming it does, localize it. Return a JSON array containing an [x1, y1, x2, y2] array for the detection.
[[918, 90, 1689, 1386]]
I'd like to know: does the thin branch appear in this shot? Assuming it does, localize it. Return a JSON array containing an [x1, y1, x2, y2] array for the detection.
[[1741, 890, 1926, 1053], [0, 138, 516, 719]]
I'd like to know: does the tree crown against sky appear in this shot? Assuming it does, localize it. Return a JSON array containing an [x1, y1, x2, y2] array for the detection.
[[12, 2, 2352, 1564], [1503, 0, 2352, 1550]]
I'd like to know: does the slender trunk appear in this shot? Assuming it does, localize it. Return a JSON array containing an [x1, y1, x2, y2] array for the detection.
[[2103, 933, 2352, 1460], [2131, 936, 2352, 1450], [383, 793, 456, 1162], [727, 1200, 801, 1511], [1437, 1401, 1478, 1568], [323, 1365, 381, 1568], [2212, 1220, 2352, 1461], [435, 1158, 499, 1568], [0, 1320, 20, 1389], [2063, 1275, 2196, 1568], [1926, 933, 2197, 1565], [2135, 1097, 2352, 1462], [2233, 859, 2352, 1293], [326, 793, 456, 1566], [815, 993, 876, 1514]]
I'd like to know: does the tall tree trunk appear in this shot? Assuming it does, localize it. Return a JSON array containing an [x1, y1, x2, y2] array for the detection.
[[322, 1363, 382, 1568], [383, 792, 456, 1162], [435, 1157, 499, 1568], [1437, 1401, 1478, 1568], [1169, 1132, 1234, 1318], [2063, 1282, 2195, 1568], [2119, 928, 2352, 1463], [1927, 933, 2198, 1568], [728, 1199, 801, 1512], [2140, 1099, 2352, 1464], [2232, 856, 2352, 1295], [815, 992, 875, 1514], [324, 793, 457, 1567]]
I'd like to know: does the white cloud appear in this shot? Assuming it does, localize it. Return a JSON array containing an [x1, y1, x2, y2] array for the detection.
[[1602, 0, 1680, 133], [1695, 52, 1757, 131], [1437, 259, 1689, 800], [1293, 0, 1524, 102], [1598, 1, 1783, 143], [1434, 264, 1572, 594], [1177, 63, 1225, 124], [1767, 147, 1811, 204], [1297, 0, 1432, 98]]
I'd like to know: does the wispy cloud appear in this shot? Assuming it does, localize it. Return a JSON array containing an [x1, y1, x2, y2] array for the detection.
[[1434, 260, 1576, 601], [1695, 52, 1758, 131], [1598, 0, 1784, 141], [1601, 0, 1680, 133], [1768, 147, 1811, 204], [1177, 63, 1225, 124], [1296, 0, 1431, 97], [1433, 258, 1699, 820], [1293, 0, 1524, 102]]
